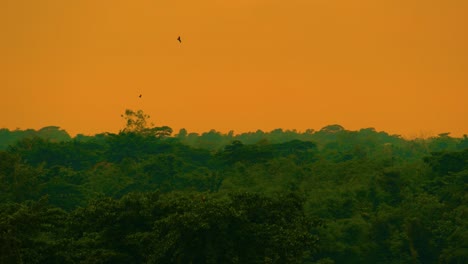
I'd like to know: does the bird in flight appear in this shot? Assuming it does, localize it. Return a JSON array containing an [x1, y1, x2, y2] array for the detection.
[[177, 36, 181, 43]]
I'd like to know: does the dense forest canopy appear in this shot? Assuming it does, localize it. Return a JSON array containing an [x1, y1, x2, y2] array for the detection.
[[0, 110, 467, 263]]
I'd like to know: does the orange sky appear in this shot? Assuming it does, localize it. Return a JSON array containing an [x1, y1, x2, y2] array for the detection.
[[1, 0, 467, 137]]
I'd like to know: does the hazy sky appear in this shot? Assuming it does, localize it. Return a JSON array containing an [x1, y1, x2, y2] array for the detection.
[[1, 0, 467, 137]]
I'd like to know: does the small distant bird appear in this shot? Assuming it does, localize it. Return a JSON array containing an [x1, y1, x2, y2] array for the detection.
[[139, 94, 142, 98], [177, 36, 181, 43]]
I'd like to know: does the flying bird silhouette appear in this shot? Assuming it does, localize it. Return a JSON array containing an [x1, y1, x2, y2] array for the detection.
[[177, 36, 181, 43]]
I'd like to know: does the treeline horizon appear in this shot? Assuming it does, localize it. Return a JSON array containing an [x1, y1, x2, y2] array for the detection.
[[1, 125, 461, 139], [1, 123, 467, 153], [1, 109, 467, 263]]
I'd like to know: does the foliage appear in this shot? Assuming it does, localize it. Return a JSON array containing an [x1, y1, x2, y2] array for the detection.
[[0, 117, 467, 263]]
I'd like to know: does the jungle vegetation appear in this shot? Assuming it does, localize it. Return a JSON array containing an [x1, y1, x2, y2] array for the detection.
[[0, 109, 467, 263]]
